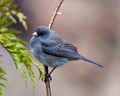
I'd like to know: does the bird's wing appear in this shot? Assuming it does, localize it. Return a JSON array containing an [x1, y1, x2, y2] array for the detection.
[[41, 41, 80, 59], [41, 41, 103, 67]]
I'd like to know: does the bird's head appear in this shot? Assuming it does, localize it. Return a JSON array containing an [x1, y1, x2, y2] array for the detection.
[[33, 26, 50, 39]]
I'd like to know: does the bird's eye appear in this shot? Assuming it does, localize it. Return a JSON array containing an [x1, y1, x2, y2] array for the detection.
[[37, 32, 45, 36]]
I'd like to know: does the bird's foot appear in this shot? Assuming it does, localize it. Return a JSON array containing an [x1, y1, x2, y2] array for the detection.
[[44, 73, 52, 82]]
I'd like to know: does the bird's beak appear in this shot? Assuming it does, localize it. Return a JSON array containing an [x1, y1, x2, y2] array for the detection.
[[32, 32, 38, 36]]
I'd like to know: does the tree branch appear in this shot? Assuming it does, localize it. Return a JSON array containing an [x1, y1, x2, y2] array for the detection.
[[44, 0, 64, 96], [48, 0, 64, 29]]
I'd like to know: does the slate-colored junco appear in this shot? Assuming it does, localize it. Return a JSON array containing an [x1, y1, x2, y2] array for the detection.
[[30, 26, 103, 76]]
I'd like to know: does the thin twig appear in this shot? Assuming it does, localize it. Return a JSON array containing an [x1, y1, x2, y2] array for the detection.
[[44, 0, 64, 96], [44, 66, 51, 96], [48, 0, 64, 29]]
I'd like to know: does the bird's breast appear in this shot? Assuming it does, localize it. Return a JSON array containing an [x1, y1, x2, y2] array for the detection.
[[33, 50, 69, 67]]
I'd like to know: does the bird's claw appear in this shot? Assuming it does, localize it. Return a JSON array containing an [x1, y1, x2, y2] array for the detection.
[[44, 74, 52, 82]]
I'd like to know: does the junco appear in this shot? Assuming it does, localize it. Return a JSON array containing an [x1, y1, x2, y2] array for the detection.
[[30, 26, 103, 76]]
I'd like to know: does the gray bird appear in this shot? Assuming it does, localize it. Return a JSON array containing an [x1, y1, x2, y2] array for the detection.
[[30, 26, 103, 77]]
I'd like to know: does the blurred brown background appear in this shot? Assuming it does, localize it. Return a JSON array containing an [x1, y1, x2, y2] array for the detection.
[[1, 0, 120, 96]]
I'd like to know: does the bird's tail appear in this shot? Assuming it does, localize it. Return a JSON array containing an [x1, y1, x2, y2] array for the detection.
[[79, 56, 103, 68]]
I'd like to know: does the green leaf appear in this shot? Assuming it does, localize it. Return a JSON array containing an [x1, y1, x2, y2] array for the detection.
[[5, 12, 17, 23], [0, 0, 45, 95], [33, 61, 45, 81], [0, 67, 7, 96], [11, 10, 28, 30], [16, 12, 28, 30], [0, 0, 13, 8]]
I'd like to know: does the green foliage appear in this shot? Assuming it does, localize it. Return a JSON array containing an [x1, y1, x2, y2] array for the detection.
[[0, 66, 7, 96], [0, 0, 44, 94]]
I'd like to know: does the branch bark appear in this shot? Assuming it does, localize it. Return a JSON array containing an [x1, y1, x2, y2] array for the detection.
[[48, 0, 64, 29], [44, 0, 64, 96]]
